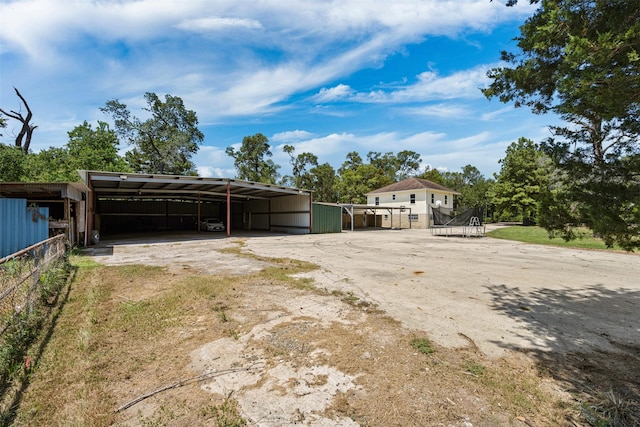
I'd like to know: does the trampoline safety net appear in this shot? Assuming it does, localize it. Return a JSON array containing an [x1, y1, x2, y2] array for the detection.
[[433, 206, 483, 226]]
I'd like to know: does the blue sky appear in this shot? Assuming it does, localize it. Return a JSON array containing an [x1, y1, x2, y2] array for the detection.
[[0, 0, 557, 180]]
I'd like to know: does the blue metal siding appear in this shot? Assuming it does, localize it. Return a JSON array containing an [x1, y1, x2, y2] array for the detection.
[[1, 199, 49, 258]]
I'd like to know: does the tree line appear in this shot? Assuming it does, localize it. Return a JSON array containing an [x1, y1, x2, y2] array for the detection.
[[1, 0, 638, 249]]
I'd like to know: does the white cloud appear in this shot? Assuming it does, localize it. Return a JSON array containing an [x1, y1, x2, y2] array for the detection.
[[312, 85, 354, 103], [271, 130, 315, 142], [176, 16, 263, 32], [400, 104, 470, 118], [480, 105, 517, 121], [197, 165, 229, 178], [352, 64, 494, 104]]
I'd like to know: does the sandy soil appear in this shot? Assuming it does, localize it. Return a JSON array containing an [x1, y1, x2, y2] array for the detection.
[[82, 228, 640, 426]]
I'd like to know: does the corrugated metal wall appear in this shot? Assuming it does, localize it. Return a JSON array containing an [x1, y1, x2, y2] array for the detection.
[[243, 195, 312, 234], [270, 195, 310, 234], [243, 200, 270, 230], [312, 203, 342, 234], [1, 199, 49, 258]]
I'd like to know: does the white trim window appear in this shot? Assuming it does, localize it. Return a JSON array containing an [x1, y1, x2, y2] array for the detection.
[[410, 193, 416, 204]]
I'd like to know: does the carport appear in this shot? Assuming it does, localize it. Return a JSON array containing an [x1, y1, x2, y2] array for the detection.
[[81, 171, 313, 240], [341, 204, 412, 231]]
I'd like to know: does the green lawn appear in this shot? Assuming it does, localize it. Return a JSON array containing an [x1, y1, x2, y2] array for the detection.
[[487, 225, 624, 251]]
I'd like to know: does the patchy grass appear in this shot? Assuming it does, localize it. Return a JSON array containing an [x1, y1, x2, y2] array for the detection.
[[199, 394, 247, 426], [410, 337, 435, 355], [463, 360, 486, 376], [487, 226, 624, 251]]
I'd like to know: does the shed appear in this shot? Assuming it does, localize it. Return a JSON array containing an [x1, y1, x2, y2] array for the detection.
[[311, 203, 342, 234], [81, 171, 314, 239], [0, 182, 89, 247]]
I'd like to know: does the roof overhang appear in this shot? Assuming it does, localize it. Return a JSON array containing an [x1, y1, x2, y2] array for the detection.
[[81, 171, 312, 202], [0, 182, 89, 201]]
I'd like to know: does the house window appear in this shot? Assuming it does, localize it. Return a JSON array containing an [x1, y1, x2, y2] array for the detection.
[[392, 194, 396, 201], [445, 195, 448, 205], [384, 214, 389, 220], [375, 196, 379, 206], [410, 194, 416, 204], [409, 214, 418, 221], [431, 194, 434, 204]]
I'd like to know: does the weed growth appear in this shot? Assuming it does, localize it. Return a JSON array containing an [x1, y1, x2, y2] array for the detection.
[[580, 389, 639, 427], [463, 360, 485, 376], [410, 337, 435, 355], [0, 257, 71, 423], [200, 394, 247, 426]]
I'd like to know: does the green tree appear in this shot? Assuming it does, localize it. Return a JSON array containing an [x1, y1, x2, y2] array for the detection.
[[395, 150, 422, 180], [484, 0, 640, 249], [309, 162, 339, 202], [443, 165, 493, 210], [367, 152, 397, 181], [0, 144, 27, 181], [101, 93, 203, 175], [226, 133, 280, 184], [338, 151, 363, 174], [417, 167, 445, 185], [65, 121, 130, 176], [25, 146, 70, 181], [338, 164, 393, 204], [11, 121, 130, 182], [490, 138, 549, 224], [282, 145, 318, 189], [367, 150, 422, 181]]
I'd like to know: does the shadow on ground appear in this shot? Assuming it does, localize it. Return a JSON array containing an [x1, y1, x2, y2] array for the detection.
[[485, 284, 640, 425]]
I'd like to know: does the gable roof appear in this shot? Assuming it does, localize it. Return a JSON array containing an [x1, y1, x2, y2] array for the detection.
[[367, 177, 457, 194]]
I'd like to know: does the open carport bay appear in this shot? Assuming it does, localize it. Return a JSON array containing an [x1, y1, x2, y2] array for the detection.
[[83, 171, 313, 239]]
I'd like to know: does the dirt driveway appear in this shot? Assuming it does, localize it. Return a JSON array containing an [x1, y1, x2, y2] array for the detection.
[[91, 228, 640, 359], [245, 228, 639, 358], [83, 228, 639, 425]]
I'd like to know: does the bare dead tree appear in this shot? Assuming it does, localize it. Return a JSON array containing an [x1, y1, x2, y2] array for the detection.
[[0, 87, 37, 153]]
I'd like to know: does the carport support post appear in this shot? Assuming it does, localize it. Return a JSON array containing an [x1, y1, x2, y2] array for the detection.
[[226, 181, 231, 237], [197, 192, 201, 231], [64, 198, 72, 244], [309, 193, 313, 234]]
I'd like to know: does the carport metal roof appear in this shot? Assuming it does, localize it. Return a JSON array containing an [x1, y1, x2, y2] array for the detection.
[[80, 171, 312, 202], [0, 182, 89, 201]]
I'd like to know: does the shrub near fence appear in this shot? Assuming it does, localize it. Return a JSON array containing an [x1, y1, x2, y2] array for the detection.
[[0, 234, 69, 418]]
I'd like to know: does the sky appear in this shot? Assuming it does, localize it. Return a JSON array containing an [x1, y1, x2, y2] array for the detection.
[[0, 0, 558, 180]]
